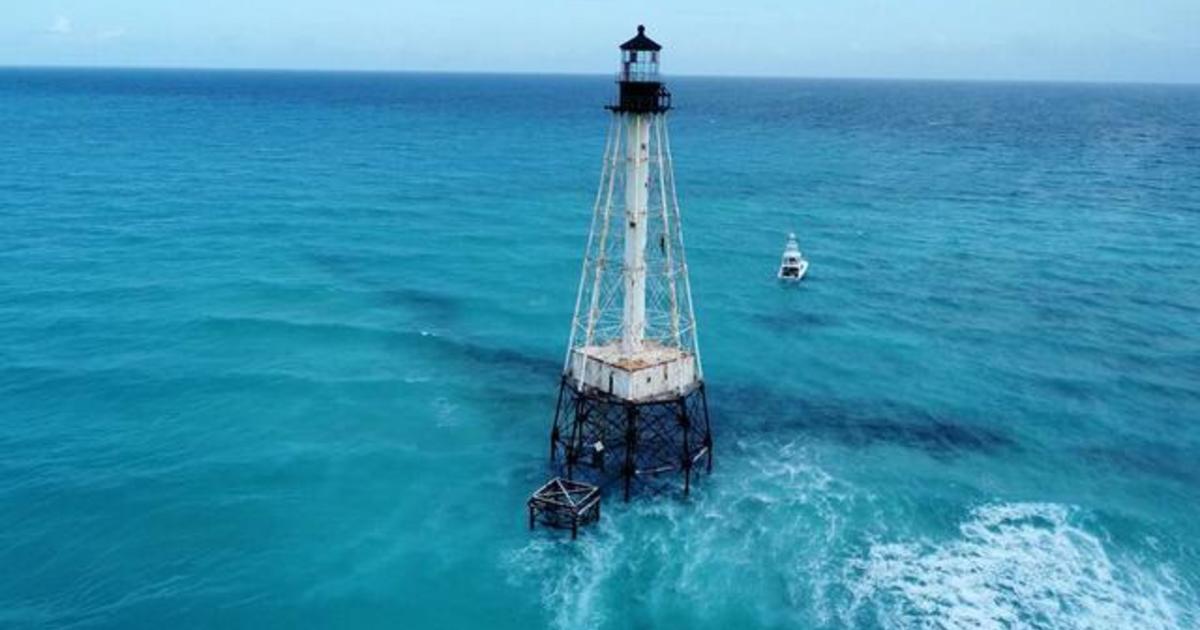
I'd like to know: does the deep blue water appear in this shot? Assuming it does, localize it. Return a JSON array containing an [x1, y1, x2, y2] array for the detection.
[[1, 69, 1199, 629]]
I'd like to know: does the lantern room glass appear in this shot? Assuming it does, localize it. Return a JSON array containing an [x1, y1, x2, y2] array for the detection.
[[621, 50, 659, 83]]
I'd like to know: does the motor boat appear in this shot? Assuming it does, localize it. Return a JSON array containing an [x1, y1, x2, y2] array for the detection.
[[777, 232, 808, 281]]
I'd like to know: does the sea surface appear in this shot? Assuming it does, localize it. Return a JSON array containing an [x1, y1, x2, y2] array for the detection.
[[1, 69, 1199, 629]]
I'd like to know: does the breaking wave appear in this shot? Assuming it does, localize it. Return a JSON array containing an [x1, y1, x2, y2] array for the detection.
[[505, 451, 1197, 630], [847, 502, 1197, 629], [503, 441, 861, 629]]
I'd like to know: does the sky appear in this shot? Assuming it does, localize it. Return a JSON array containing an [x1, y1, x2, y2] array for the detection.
[[2, 1, 1199, 83]]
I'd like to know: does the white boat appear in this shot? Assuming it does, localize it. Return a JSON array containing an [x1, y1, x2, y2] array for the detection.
[[777, 233, 809, 281]]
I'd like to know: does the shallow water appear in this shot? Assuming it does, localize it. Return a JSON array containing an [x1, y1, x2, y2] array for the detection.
[[1, 70, 1198, 628]]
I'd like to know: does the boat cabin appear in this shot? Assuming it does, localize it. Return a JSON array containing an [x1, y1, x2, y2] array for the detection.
[[777, 233, 808, 281]]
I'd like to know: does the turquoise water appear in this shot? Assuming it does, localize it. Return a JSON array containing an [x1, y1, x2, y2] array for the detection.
[[2, 69, 1199, 628]]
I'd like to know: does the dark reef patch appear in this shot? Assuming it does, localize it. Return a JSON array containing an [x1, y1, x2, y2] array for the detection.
[[409, 331, 560, 379], [378, 287, 462, 323], [751, 309, 839, 330], [1076, 443, 1200, 487], [711, 383, 1018, 457]]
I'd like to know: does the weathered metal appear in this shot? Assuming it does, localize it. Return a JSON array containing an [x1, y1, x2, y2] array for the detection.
[[528, 478, 602, 539], [549, 376, 713, 501]]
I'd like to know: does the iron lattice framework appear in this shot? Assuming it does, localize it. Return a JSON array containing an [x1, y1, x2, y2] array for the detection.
[[564, 113, 701, 360], [550, 377, 712, 501]]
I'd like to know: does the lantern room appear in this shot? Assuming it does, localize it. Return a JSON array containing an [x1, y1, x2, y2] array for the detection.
[[619, 25, 662, 83], [611, 25, 671, 114]]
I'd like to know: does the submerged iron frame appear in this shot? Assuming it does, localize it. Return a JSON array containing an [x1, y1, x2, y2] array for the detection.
[[528, 477, 602, 539]]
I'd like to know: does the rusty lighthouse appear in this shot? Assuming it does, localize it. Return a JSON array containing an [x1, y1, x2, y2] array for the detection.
[[547, 25, 713, 503]]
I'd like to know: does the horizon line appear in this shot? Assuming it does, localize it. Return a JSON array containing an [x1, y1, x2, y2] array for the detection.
[[2, 63, 1198, 88]]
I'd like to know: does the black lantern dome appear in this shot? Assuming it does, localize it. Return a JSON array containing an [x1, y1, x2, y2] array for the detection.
[[609, 25, 671, 113], [619, 24, 662, 52]]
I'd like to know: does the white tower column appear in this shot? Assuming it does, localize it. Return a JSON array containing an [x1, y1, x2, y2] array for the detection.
[[621, 113, 651, 355]]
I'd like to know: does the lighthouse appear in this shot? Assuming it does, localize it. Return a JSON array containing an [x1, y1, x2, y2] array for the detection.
[[548, 25, 712, 501]]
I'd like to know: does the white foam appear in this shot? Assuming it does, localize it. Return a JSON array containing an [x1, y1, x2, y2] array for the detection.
[[503, 440, 858, 629], [504, 523, 625, 630], [847, 502, 1196, 629], [504, 447, 1196, 629]]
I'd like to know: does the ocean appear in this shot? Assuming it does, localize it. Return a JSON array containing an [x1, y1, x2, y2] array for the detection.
[[1, 69, 1198, 629]]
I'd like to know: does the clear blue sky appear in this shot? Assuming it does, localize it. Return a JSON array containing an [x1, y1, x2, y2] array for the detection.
[[3, 1, 1198, 83]]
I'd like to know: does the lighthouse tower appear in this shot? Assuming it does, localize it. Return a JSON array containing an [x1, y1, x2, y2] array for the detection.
[[549, 26, 712, 500]]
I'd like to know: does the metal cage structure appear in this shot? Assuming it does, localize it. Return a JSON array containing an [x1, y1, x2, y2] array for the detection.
[[550, 376, 712, 501]]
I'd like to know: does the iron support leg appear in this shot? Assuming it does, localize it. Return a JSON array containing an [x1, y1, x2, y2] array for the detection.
[[701, 386, 714, 474], [566, 396, 585, 480], [623, 404, 636, 502], [550, 380, 566, 463]]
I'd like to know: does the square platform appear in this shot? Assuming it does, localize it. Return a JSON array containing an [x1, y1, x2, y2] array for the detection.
[[528, 478, 601, 539], [567, 340, 697, 401]]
